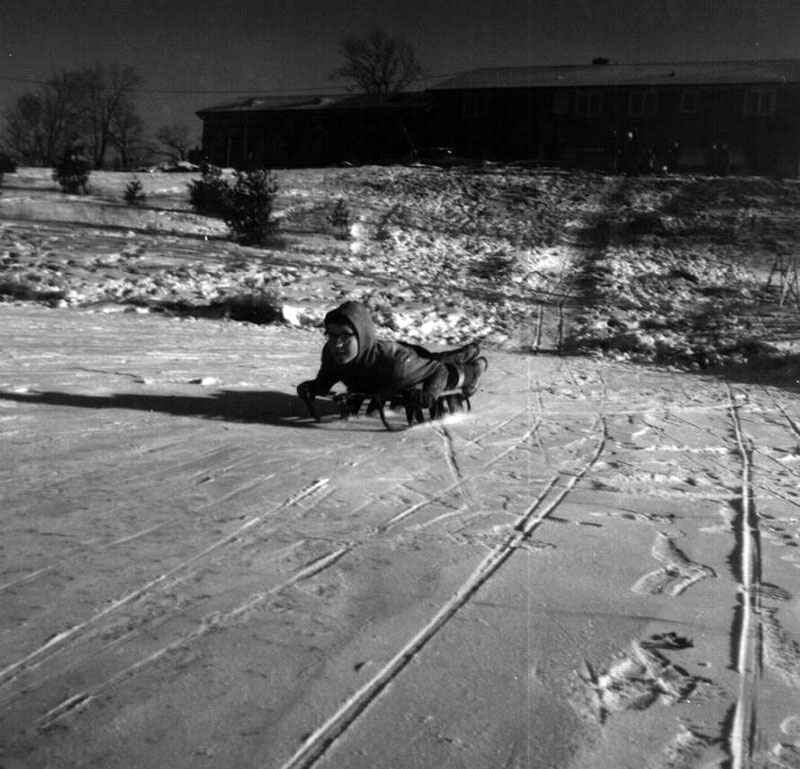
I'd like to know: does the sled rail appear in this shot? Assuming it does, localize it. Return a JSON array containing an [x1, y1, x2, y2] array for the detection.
[[299, 388, 471, 431]]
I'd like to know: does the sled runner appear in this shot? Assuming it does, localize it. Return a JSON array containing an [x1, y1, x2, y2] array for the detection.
[[299, 386, 473, 431]]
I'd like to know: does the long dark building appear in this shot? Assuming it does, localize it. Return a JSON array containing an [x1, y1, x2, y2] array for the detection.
[[197, 59, 800, 176], [196, 92, 429, 169]]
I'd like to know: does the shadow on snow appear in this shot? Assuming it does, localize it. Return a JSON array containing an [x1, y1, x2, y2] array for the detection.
[[0, 388, 364, 430]]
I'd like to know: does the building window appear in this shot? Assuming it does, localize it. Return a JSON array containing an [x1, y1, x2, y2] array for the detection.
[[743, 89, 776, 115], [574, 91, 604, 117], [463, 95, 489, 119], [552, 91, 569, 116], [628, 91, 658, 117], [680, 90, 699, 113]]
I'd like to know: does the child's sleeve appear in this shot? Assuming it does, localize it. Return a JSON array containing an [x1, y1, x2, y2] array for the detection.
[[311, 348, 341, 394]]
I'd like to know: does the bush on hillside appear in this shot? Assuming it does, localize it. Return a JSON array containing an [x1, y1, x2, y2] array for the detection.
[[123, 176, 147, 205], [222, 169, 279, 245], [327, 198, 353, 239], [188, 165, 280, 245], [53, 149, 91, 194], [187, 163, 230, 217], [0, 153, 17, 173]]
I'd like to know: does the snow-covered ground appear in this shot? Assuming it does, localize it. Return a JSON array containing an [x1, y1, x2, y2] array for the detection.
[[2, 167, 800, 768], [4, 166, 800, 363]]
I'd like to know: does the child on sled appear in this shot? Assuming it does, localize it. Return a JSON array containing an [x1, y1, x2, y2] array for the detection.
[[297, 300, 487, 422]]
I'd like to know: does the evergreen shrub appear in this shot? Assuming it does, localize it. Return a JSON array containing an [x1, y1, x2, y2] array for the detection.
[[123, 176, 147, 205], [328, 198, 353, 239], [187, 163, 230, 217], [222, 169, 279, 245], [53, 150, 91, 194]]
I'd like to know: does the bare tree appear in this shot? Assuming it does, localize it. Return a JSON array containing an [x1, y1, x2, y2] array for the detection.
[[2, 73, 86, 165], [2, 93, 50, 166], [82, 63, 141, 169], [155, 122, 195, 163], [329, 29, 423, 96], [111, 103, 147, 170], [1, 65, 142, 168]]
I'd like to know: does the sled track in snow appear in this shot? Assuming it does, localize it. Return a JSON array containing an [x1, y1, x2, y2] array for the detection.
[[277, 418, 608, 769], [1, 414, 544, 737], [0, 478, 330, 690], [726, 386, 763, 769], [0, 442, 292, 595], [545, 176, 621, 353], [31, 545, 349, 732]]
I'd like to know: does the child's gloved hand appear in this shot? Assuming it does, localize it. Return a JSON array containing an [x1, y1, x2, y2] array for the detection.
[[297, 380, 317, 401]]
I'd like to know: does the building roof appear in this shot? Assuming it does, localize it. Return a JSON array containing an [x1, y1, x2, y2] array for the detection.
[[430, 59, 800, 91], [197, 91, 428, 116]]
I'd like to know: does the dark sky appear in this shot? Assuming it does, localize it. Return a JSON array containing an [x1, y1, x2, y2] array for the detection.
[[2, 0, 798, 140]]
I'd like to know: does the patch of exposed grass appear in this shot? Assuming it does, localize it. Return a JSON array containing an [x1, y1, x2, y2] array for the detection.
[[212, 287, 284, 323], [130, 287, 285, 325], [0, 274, 66, 304]]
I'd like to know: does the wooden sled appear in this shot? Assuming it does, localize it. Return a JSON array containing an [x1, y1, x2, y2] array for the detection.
[[299, 387, 472, 431]]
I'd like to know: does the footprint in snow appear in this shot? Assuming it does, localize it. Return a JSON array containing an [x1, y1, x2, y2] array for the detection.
[[630, 531, 716, 597]]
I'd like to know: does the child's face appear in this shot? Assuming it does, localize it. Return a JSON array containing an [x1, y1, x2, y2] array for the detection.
[[325, 322, 358, 364]]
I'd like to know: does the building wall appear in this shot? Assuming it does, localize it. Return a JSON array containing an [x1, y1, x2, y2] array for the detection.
[[429, 83, 800, 175], [200, 83, 800, 175], [201, 108, 427, 169]]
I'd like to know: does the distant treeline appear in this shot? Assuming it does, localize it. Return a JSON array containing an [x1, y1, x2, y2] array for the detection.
[[1, 64, 197, 170]]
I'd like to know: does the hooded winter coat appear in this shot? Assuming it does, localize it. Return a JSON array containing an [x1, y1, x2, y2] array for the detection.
[[309, 301, 444, 396]]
